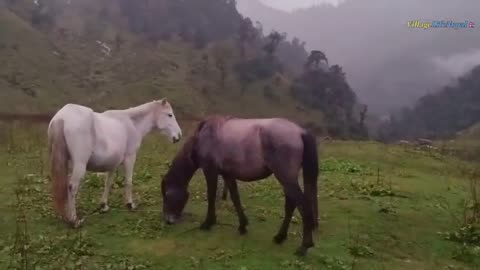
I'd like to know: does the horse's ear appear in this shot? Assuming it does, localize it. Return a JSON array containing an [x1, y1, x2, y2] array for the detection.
[[155, 98, 167, 105]]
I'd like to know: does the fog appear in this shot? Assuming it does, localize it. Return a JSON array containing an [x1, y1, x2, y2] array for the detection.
[[258, 0, 344, 11], [432, 49, 480, 78], [237, 0, 480, 115]]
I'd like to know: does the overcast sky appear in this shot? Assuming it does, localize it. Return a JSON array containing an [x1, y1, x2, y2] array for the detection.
[[259, 0, 344, 11], [239, 0, 480, 114]]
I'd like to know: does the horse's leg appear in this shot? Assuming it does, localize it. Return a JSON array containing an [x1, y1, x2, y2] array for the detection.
[[222, 183, 228, 200], [273, 194, 295, 244], [224, 177, 248, 234], [67, 163, 87, 228], [285, 182, 314, 256], [100, 171, 115, 213], [268, 165, 314, 255], [68, 160, 73, 176], [200, 169, 218, 230], [261, 130, 314, 255], [123, 154, 137, 210]]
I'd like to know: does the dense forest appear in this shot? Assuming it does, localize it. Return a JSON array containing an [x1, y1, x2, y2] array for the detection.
[[1, 0, 367, 138], [378, 65, 480, 141]]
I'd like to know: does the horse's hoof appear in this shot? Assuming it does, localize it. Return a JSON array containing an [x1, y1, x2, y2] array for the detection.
[[238, 226, 248, 235], [199, 222, 214, 231], [100, 203, 110, 213], [273, 234, 287, 244], [199, 224, 211, 231], [126, 202, 137, 211], [69, 218, 84, 229], [77, 218, 85, 226]]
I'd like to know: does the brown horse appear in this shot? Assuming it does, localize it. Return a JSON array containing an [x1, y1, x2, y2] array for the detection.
[[161, 116, 319, 256]]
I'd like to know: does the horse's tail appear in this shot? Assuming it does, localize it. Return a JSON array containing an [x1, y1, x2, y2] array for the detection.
[[49, 119, 69, 220], [301, 131, 319, 229]]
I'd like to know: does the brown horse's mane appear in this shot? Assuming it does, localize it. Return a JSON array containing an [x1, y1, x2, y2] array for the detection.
[[186, 115, 235, 157], [162, 115, 235, 188], [198, 115, 235, 127], [162, 138, 197, 192]]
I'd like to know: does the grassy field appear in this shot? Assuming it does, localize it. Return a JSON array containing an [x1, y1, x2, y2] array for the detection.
[[0, 122, 479, 270], [439, 123, 480, 163]]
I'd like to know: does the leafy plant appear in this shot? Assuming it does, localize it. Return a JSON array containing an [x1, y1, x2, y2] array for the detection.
[[348, 244, 375, 258], [441, 224, 480, 246], [321, 158, 372, 175], [349, 179, 395, 197], [451, 244, 480, 264], [279, 259, 315, 270]]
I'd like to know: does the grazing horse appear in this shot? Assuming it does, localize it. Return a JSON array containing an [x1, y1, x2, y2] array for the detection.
[[161, 116, 319, 256], [48, 99, 182, 227]]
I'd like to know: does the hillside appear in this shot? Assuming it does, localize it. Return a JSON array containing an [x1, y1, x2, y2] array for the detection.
[[442, 123, 480, 162], [457, 123, 480, 141], [0, 8, 306, 119], [378, 65, 480, 141], [0, 1, 367, 138]]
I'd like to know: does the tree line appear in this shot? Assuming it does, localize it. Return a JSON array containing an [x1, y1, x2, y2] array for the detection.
[[378, 65, 480, 141]]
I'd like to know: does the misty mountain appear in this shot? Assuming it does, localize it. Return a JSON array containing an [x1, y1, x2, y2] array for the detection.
[[1, 0, 366, 138], [378, 64, 480, 141], [237, 0, 480, 114]]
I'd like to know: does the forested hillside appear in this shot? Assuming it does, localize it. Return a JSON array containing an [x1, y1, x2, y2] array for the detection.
[[379, 65, 480, 141], [0, 0, 366, 138], [238, 0, 480, 115]]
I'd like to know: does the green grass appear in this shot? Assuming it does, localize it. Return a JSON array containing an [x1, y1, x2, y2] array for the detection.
[[436, 122, 480, 162], [456, 123, 480, 141], [0, 123, 479, 270]]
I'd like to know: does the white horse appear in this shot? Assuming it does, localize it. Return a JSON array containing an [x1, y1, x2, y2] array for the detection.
[[48, 99, 182, 227]]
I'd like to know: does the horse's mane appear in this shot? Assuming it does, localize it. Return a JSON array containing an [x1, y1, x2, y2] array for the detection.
[[105, 101, 165, 119], [120, 102, 156, 118], [196, 115, 235, 132], [164, 115, 234, 176], [162, 117, 211, 186], [162, 135, 198, 188]]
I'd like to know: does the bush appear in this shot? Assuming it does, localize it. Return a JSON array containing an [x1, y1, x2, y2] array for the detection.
[[234, 56, 282, 85]]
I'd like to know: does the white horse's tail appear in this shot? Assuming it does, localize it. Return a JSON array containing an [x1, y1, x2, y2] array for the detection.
[[49, 119, 69, 220]]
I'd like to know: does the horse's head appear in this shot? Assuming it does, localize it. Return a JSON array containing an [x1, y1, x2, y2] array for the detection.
[[160, 128, 200, 225], [153, 99, 182, 143], [161, 177, 189, 224]]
